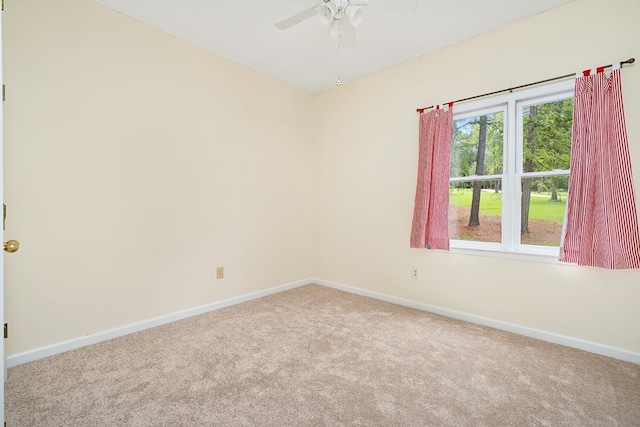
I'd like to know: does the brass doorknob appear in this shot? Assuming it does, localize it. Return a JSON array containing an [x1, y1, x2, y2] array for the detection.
[[4, 240, 19, 253]]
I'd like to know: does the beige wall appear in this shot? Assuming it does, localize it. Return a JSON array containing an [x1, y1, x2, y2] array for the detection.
[[312, 0, 640, 353], [5, 0, 640, 358], [4, 0, 314, 354]]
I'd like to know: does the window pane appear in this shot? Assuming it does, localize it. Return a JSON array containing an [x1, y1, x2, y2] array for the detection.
[[451, 112, 504, 177], [520, 177, 568, 246], [449, 180, 502, 243], [522, 98, 573, 173]]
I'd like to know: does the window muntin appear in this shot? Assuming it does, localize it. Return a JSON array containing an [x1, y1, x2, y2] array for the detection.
[[448, 81, 574, 257]]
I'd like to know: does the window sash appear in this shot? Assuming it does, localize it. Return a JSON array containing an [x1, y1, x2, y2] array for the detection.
[[449, 80, 574, 257]]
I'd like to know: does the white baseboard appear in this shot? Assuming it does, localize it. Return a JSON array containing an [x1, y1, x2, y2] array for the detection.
[[311, 278, 640, 365], [7, 278, 311, 368], [9, 277, 640, 367]]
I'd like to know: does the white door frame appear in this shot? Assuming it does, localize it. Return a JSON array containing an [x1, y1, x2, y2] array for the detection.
[[0, 0, 6, 423]]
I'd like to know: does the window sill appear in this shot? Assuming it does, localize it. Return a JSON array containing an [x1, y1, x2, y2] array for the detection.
[[449, 246, 565, 265]]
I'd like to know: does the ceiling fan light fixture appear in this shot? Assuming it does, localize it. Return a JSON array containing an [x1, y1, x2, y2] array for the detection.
[[345, 5, 364, 27], [316, 3, 337, 26]]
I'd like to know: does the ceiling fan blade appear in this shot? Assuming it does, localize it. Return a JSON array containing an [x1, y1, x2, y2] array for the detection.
[[338, 18, 357, 48], [275, 5, 318, 30]]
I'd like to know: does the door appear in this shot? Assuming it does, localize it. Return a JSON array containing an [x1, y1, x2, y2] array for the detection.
[[0, 0, 5, 422], [1, 2, 21, 421]]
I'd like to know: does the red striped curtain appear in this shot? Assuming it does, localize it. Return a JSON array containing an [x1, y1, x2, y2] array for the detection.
[[559, 68, 640, 269], [410, 107, 453, 250]]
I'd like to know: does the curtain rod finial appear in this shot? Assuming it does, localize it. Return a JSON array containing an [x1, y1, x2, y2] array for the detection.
[[627, 58, 635, 64]]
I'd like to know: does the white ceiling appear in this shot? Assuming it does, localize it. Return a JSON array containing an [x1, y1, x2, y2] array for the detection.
[[92, 0, 572, 93]]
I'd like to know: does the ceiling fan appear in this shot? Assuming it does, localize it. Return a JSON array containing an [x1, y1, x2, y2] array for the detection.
[[275, 0, 370, 48]]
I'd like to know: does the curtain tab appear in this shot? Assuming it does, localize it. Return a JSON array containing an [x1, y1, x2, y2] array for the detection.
[[596, 66, 605, 74], [582, 69, 591, 77]]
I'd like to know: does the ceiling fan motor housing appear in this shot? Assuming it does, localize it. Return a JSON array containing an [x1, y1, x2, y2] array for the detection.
[[317, 0, 365, 27]]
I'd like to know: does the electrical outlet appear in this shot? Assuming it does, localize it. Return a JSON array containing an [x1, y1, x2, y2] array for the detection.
[[216, 266, 224, 279], [411, 266, 419, 279]]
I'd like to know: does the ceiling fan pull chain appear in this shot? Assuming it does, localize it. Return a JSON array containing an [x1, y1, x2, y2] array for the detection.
[[336, 20, 343, 86]]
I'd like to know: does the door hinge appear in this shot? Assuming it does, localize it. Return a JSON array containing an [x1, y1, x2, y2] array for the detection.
[[2, 84, 5, 102], [2, 0, 4, 12], [4, 323, 7, 339]]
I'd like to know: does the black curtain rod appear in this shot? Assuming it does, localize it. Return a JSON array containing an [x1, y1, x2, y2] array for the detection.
[[416, 57, 636, 113]]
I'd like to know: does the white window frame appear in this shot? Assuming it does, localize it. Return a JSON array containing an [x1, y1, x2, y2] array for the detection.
[[449, 80, 575, 263]]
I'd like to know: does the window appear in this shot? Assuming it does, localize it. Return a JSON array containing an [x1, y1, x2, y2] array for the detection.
[[448, 81, 574, 258]]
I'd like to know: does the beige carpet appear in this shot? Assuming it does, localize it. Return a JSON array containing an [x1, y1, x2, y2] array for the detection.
[[6, 284, 640, 426]]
